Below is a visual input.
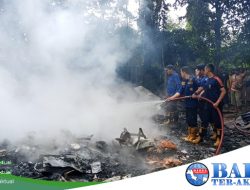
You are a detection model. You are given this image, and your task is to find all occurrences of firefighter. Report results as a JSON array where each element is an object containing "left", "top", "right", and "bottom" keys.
[
  {"left": 192, "top": 64, "right": 208, "bottom": 143},
  {"left": 167, "top": 66, "right": 198, "bottom": 143},
  {"left": 193, "top": 64, "right": 226, "bottom": 147},
  {"left": 164, "top": 65, "right": 181, "bottom": 124}
]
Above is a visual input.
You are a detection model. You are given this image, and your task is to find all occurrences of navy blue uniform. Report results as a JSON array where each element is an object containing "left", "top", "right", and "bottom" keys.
[
  {"left": 178, "top": 76, "right": 198, "bottom": 127},
  {"left": 165, "top": 72, "right": 182, "bottom": 114},
  {"left": 196, "top": 76, "right": 208, "bottom": 127},
  {"left": 218, "top": 72, "right": 229, "bottom": 105},
  {"left": 166, "top": 72, "right": 181, "bottom": 96},
  {"left": 196, "top": 75, "right": 208, "bottom": 88},
  {"left": 203, "top": 76, "right": 224, "bottom": 129}
]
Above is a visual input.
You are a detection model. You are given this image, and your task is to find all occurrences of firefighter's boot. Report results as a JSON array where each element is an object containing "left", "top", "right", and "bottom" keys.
[
  {"left": 182, "top": 127, "right": 191, "bottom": 141},
  {"left": 192, "top": 127, "right": 206, "bottom": 144},
  {"left": 188, "top": 127, "right": 197, "bottom": 142},
  {"left": 210, "top": 124, "right": 217, "bottom": 140},
  {"left": 214, "top": 129, "right": 222, "bottom": 147}
]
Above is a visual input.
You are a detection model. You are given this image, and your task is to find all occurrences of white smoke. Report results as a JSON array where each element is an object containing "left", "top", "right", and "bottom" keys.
[{"left": 0, "top": 0, "right": 160, "bottom": 144}]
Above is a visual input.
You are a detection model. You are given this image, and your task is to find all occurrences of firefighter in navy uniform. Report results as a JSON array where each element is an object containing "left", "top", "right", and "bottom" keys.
[
  {"left": 167, "top": 66, "right": 199, "bottom": 143},
  {"left": 192, "top": 64, "right": 208, "bottom": 143},
  {"left": 164, "top": 65, "right": 181, "bottom": 124},
  {"left": 193, "top": 64, "right": 226, "bottom": 147}
]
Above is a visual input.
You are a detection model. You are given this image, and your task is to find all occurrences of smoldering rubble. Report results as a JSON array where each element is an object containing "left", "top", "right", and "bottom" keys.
[
  {"left": 0, "top": 128, "right": 184, "bottom": 182},
  {"left": 1, "top": 110, "right": 250, "bottom": 182}
]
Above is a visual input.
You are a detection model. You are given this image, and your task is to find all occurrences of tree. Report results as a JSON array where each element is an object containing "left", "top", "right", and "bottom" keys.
[
  {"left": 137, "top": 0, "right": 171, "bottom": 93},
  {"left": 185, "top": 0, "right": 213, "bottom": 63},
  {"left": 175, "top": 0, "right": 250, "bottom": 67}
]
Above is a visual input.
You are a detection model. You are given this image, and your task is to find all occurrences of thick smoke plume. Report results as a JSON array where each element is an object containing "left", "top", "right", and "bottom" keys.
[{"left": 0, "top": 0, "right": 160, "bottom": 146}]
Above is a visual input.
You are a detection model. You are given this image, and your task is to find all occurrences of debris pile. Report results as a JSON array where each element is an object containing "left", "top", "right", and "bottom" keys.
[
  {"left": 1, "top": 110, "right": 250, "bottom": 182},
  {"left": 0, "top": 139, "right": 147, "bottom": 182},
  {"left": 115, "top": 128, "right": 155, "bottom": 150},
  {"left": 146, "top": 157, "right": 182, "bottom": 168},
  {"left": 0, "top": 128, "right": 187, "bottom": 182},
  {"left": 157, "top": 140, "right": 177, "bottom": 150},
  {"left": 235, "top": 112, "right": 250, "bottom": 133}
]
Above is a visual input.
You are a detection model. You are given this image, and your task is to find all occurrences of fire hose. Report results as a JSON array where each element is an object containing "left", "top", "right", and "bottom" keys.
[
  {"left": 234, "top": 123, "right": 250, "bottom": 135},
  {"left": 233, "top": 114, "right": 250, "bottom": 135},
  {"left": 164, "top": 96, "right": 224, "bottom": 155}
]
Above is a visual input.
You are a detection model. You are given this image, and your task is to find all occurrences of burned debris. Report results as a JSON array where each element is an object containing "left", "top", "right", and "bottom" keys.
[
  {"left": 0, "top": 110, "right": 250, "bottom": 182},
  {"left": 0, "top": 128, "right": 185, "bottom": 182},
  {"left": 234, "top": 112, "right": 250, "bottom": 134},
  {"left": 115, "top": 128, "right": 155, "bottom": 151}
]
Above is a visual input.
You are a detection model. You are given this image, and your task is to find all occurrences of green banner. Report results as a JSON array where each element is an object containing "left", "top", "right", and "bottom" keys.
[{"left": 0, "top": 174, "right": 102, "bottom": 190}]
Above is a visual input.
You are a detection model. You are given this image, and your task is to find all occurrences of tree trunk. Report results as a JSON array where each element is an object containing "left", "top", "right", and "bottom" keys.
[{"left": 214, "top": 1, "right": 223, "bottom": 68}]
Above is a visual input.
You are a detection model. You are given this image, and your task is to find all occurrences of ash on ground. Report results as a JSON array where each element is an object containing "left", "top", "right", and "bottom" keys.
[{"left": 0, "top": 110, "right": 249, "bottom": 182}]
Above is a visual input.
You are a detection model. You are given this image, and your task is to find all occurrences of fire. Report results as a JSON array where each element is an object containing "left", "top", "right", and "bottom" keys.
[
  {"left": 157, "top": 140, "right": 177, "bottom": 150},
  {"left": 146, "top": 157, "right": 182, "bottom": 168}
]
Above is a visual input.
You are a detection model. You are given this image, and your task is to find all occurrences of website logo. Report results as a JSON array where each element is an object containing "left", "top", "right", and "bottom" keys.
[
  {"left": 185, "top": 162, "right": 209, "bottom": 186},
  {"left": 211, "top": 163, "right": 250, "bottom": 186}
]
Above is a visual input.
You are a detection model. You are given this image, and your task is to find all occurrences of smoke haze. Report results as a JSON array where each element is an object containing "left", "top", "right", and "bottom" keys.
[{"left": 0, "top": 0, "right": 160, "bottom": 145}]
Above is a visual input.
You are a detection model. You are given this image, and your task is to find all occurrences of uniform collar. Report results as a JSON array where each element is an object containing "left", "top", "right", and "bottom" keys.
[{"left": 207, "top": 73, "right": 215, "bottom": 78}]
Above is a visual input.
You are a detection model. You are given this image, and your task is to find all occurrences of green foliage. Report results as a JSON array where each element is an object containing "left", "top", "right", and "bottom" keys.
[{"left": 117, "top": 0, "right": 250, "bottom": 94}]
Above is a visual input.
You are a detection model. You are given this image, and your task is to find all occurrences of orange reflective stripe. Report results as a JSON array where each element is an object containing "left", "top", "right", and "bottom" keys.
[{"left": 213, "top": 76, "right": 224, "bottom": 88}]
